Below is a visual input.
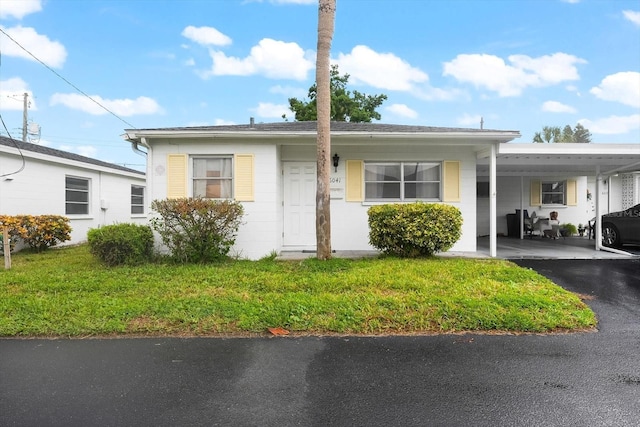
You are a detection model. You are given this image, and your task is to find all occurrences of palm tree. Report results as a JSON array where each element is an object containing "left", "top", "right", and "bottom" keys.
[{"left": 315, "top": 0, "right": 335, "bottom": 260}]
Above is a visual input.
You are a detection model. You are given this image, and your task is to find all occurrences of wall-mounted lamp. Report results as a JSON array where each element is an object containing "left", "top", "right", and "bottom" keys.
[{"left": 332, "top": 153, "right": 340, "bottom": 172}]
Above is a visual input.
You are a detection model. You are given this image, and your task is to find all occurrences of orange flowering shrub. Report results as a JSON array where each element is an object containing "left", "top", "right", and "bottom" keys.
[{"left": 0, "top": 215, "right": 72, "bottom": 252}]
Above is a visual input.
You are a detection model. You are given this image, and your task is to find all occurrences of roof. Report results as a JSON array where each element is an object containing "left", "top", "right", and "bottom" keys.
[
  {"left": 0, "top": 136, "right": 144, "bottom": 176},
  {"left": 123, "top": 121, "right": 522, "bottom": 146},
  {"left": 477, "top": 142, "right": 640, "bottom": 177},
  {"left": 125, "top": 121, "right": 519, "bottom": 134}
]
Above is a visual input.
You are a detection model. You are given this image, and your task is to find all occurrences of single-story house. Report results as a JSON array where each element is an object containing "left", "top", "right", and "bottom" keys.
[
  {"left": 123, "top": 121, "right": 640, "bottom": 259},
  {"left": 0, "top": 136, "right": 147, "bottom": 245}
]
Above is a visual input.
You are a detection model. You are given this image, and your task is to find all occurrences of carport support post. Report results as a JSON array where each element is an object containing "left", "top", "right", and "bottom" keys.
[
  {"left": 490, "top": 143, "right": 497, "bottom": 257},
  {"left": 595, "top": 168, "right": 602, "bottom": 251}
]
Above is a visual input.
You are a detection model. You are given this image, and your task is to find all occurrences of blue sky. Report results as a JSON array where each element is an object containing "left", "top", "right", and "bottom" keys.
[{"left": 1, "top": 0, "right": 639, "bottom": 171}]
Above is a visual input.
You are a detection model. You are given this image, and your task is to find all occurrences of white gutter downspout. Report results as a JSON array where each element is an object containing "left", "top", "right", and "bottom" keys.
[{"left": 490, "top": 143, "right": 497, "bottom": 257}]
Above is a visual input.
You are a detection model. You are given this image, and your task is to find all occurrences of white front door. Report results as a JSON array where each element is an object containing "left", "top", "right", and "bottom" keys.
[{"left": 283, "top": 162, "right": 316, "bottom": 247}]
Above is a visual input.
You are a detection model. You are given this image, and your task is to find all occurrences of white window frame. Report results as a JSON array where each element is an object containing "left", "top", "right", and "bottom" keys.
[
  {"left": 65, "top": 176, "right": 90, "bottom": 215},
  {"left": 131, "top": 185, "right": 145, "bottom": 215},
  {"left": 191, "top": 156, "right": 234, "bottom": 199},
  {"left": 364, "top": 161, "right": 442, "bottom": 202},
  {"left": 541, "top": 180, "right": 566, "bottom": 206}
]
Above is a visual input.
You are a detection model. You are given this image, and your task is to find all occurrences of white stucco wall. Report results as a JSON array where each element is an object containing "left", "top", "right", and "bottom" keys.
[
  {"left": 148, "top": 140, "right": 281, "bottom": 260},
  {"left": 151, "top": 139, "right": 479, "bottom": 259},
  {"left": 0, "top": 151, "right": 147, "bottom": 245},
  {"left": 282, "top": 143, "right": 477, "bottom": 254}
]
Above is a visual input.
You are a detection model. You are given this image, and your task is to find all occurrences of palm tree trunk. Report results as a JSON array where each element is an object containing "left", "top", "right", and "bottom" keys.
[{"left": 315, "top": 0, "right": 335, "bottom": 260}]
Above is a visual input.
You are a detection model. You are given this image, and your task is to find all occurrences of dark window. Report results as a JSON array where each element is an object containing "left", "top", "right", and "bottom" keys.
[
  {"left": 131, "top": 185, "right": 144, "bottom": 214},
  {"left": 65, "top": 176, "right": 89, "bottom": 215}
]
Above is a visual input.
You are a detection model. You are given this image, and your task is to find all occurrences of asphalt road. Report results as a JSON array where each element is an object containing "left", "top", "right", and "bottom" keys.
[{"left": 1, "top": 259, "right": 639, "bottom": 427}]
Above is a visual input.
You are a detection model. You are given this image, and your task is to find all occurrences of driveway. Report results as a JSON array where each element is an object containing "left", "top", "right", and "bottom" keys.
[{"left": 1, "top": 260, "right": 639, "bottom": 427}]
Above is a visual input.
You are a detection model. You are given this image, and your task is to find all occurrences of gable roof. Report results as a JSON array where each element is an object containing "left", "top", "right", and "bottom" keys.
[{"left": 0, "top": 136, "right": 144, "bottom": 176}]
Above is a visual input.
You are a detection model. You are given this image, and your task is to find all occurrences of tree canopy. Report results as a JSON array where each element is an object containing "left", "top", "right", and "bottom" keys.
[
  {"left": 283, "top": 64, "right": 387, "bottom": 123},
  {"left": 533, "top": 124, "right": 592, "bottom": 143}
]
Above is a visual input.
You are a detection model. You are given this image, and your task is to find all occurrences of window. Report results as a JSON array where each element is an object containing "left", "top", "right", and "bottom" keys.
[
  {"left": 541, "top": 181, "right": 566, "bottom": 205},
  {"left": 192, "top": 157, "right": 233, "bottom": 199},
  {"left": 65, "top": 176, "right": 89, "bottom": 215},
  {"left": 131, "top": 185, "right": 145, "bottom": 214},
  {"left": 364, "top": 162, "right": 441, "bottom": 201}
]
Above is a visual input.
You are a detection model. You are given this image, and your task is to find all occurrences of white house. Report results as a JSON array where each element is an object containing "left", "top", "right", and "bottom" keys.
[
  {"left": 0, "top": 136, "right": 147, "bottom": 245},
  {"left": 123, "top": 121, "right": 640, "bottom": 260}
]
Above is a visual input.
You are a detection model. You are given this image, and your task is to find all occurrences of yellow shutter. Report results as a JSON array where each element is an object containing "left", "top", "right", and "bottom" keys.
[
  {"left": 530, "top": 179, "right": 541, "bottom": 206},
  {"left": 346, "top": 160, "right": 363, "bottom": 202},
  {"left": 234, "top": 154, "right": 254, "bottom": 201},
  {"left": 167, "top": 154, "right": 187, "bottom": 199},
  {"left": 566, "top": 179, "right": 577, "bottom": 206},
  {"left": 442, "top": 161, "right": 461, "bottom": 202}
]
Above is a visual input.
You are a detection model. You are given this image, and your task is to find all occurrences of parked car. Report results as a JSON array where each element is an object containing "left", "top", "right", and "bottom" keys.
[{"left": 601, "top": 203, "right": 640, "bottom": 247}]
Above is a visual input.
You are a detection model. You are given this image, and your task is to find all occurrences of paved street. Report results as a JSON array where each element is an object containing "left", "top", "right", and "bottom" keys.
[{"left": 1, "top": 259, "right": 639, "bottom": 427}]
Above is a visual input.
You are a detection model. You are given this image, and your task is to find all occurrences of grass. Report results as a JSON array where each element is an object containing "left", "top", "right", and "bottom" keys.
[{"left": 0, "top": 245, "right": 596, "bottom": 337}]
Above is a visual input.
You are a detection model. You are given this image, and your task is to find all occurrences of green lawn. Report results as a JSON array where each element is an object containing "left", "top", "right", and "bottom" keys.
[{"left": 0, "top": 245, "right": 596, "bottom": 337}]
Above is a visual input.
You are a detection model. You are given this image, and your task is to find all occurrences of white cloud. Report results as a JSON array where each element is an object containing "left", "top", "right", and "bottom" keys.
[
  {"left": 252, "top": 102, "right": 289, "bottom": 118},
  {"left": 269, "top": 84, "right": 307, "bottom": 99},
  {"left": 456, "top": 113, "right": 483, "bottom": 127},
  {"left": 443, "top": 52, "right": 586, "bottom": 97},
  {"left": 202, "top": 38, "right": 313, "bottom": 80},
  {"left": 336, "top": 45, "right": 428, "bottom": 91},
  {"left": 542, "top": 101, "right": 576, "bottom": 113},
  {"left": 579, "top": 114, "right": 640, "bottom": 135},
  {"left": 0, "top": 26, "right": 67, "bottom": 68},
  {"left": 50, "top": 93, "right": 163, "bottom": 116},
  {"left": 246, "top": 0, "right": 315, "bottom": 4},
  {"left": 184, "top": 58, "right": 195, "bottom": 66},
  {"left": 590, "top": 71, "right": 640, "bottom": 108},
  {"left": 561, "top": 0, "right": 580, "bottom": 3},
  {"left": 0, "top": 77, "right": 37, "bottom": 111},
  {"left": 181, "top": 26, "right": 232, "bottom": 47},
  {"left": 385, "top": 104, "right": 418, "bottom": 119},
  {"left": 214, "top": 119, "right": 236, "bottom": 126},
  {"left": 0, "top": 0, "right": 42, "bottom": 19},
  {"left": 623, "top": 10, "right": 640, "bottom": 27}
]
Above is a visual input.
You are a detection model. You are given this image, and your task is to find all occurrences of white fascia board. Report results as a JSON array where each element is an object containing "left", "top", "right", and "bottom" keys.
[{"left": 498, "top": 143, "right": 640, "bottom": 156}]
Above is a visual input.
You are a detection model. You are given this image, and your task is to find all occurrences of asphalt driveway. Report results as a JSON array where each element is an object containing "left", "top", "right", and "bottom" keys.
[{"left": 1, "top": 260, "right": 639, "bottom": 427}]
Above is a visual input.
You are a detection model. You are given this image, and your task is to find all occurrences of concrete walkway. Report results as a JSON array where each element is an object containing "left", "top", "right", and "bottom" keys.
[{"left": 278, "top": 236, "right": 638, "bottom": 261}]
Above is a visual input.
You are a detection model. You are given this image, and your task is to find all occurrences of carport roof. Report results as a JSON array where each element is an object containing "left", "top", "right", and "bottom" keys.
[{"left": 478, "top": 143, "right": 640, "bottom": 177}]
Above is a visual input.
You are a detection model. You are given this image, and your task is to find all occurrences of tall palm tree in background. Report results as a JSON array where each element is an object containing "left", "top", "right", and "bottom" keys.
[{"left": 315, "top": 0, "right": 335, "bottom": 260}]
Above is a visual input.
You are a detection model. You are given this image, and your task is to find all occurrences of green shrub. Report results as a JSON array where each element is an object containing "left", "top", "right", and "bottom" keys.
[
  {"left": 0, "top": 215, "right": 71, "bottom": 253},
  {"left": 88, "top": 223, "right": 154, "bottom": 266},
  {"left": 150, "top": 198, "right": 244, "bottom": 263},
  {"left": 368, "top": 202, "right": 463, "bottom": 257}
]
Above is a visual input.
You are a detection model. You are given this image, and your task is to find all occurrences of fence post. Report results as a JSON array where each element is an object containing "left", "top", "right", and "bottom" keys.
[{"left": 3, "top": 226, "right": 11, "bottom": 270}]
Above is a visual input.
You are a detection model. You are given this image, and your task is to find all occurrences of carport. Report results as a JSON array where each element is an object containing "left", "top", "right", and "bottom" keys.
[{"left": 477, "top": 143, "right": 640, "bottom": 258}]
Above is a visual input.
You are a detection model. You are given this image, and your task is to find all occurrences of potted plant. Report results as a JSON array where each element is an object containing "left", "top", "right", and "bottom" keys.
[{"left": 561, "top": 223, "right": 578, "bottom": 237}]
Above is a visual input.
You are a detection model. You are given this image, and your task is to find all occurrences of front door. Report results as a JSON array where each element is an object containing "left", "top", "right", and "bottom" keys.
[{"left": 283, "top": 162, "right": 316, "bottom": 247}]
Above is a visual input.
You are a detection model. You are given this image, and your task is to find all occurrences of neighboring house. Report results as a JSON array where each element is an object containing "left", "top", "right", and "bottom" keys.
[
  {"left": 0, "top": 136, "right": 146, "bottom": 245},
  {"left": 124, "top": 121, "right": 640, "bottom": 259}
]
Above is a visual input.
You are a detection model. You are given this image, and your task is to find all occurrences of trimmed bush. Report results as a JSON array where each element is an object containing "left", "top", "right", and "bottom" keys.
[
  {"left": 368, "top": 202, "right": 463, "bottom": 257},
  {"left": 88, "top": 223, "right": 154, "bottom": 266},
  {"left": 150, "top": 198, "right": 244, "bottom": 263},
  {"left": 0, "top": 215, "right": 71, "bottom": 253}
]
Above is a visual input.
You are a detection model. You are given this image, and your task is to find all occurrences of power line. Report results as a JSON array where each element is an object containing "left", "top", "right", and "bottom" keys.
[{"left": 0, "top": 27, "right": 138, "bottom": 129}]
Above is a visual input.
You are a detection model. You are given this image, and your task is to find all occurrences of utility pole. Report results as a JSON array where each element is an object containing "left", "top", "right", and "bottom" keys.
[{"left": 22, "top": 92, "right": 28, "bottom": 142}]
